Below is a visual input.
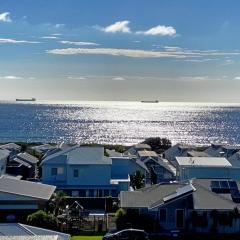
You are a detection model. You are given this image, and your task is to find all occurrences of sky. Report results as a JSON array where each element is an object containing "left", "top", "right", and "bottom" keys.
[{"left": 1, "top": 0, "right": 240, "bottom": 102}]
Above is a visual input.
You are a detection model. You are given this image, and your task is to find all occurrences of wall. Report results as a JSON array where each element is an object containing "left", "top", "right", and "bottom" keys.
[{"left": 67, "top": 164, "right": 111, "bottom": 186}]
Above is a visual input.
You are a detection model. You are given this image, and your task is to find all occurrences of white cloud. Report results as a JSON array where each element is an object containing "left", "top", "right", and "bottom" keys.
[
  {"left": 136, "top": 25, "right": 176, "bottom": 36},
  {"left": 0, "top": 12, "right": 11, "bottom": 22},
  {"left": 60, "top": 41, "right": 99, "bottom": 46},
  {"left": 102, "top": 20, "right": 131, "bottom": 33},
  {"left": 112, "top": 77, "right": 126, "bottom": 81},
  {"left": 42, "top": 36, "right": 59, "bottom": 39},
  {"left": 67, "top": 76, "right": 86, "bottom": 80},
  {"left": 47, "top": 47, "right": 183, "bottom": 58},
  {"left": 47, "top": 46, "right": 240, "bottom": 59},
  {"left": 183, "top": 58, "right": 219, "bottom": 63},
  {"left": 221, "top": 59, "right": 234, "bottom": 65},
  {"left": 234, "top": 76, "right": 240, "bottom": 80},
  {"left": 55, "top": 24, "right": 65, "bottom": 28},
  {"left": 0, "top": 75, "right": 23, "bottom": 80},
  {"left": 52, "top": 33, "right": 62, "bottom": 36},
  {"left": 0, "top": 38, "right": 40, "bottom": 44}
]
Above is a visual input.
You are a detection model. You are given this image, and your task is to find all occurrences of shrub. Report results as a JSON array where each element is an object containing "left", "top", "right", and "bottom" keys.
[{"left": 27, "top": 210, "right": 58, "bottom": 230}]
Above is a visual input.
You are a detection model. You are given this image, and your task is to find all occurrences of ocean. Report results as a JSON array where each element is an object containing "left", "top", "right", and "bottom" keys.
[{"left": 0, "top": 101, "right": 240, "bottom": 146}]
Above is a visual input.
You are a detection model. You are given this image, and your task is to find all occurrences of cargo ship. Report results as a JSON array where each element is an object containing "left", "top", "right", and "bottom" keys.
[
  {"left": 141, "top": 100, "right": 159, "bottom": 103},
  {"left": 16, "top": 98, "right": 36, "bottom": 102}
]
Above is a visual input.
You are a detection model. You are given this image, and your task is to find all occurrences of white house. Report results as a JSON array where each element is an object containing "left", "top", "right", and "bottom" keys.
[{"left": 175, "top": 156, "right": 240, "bottom": 181}]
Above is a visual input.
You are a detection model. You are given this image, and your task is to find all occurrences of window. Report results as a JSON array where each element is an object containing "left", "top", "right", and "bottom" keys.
[
  {"left": 73, "top": 169, "right": 79, "bottom": 178},
  {"left": 72, "top": 190, "right": 79, "bottom": 197},
  {"left": 89, "top": 189, "right": 94, "bottom": 197},
  {"left": 104, "top": 190, "right": 110, "bottom": 197},
  {"left": 176, "top": 209, "right": 184, "bottom": 228},
  {"left": 159, "top": 209, "right": 167, "bottom": 222},
  {"left": 51, "top": 168, "right": 57, "bottom": 176},
  {"left": 57, "top": 167, "right": 64, "bottom": 174},
  {"left": 51, "top": 167, "right": 64, "bottom": 176}
]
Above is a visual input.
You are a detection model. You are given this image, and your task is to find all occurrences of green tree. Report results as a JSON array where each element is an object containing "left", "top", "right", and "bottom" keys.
[
  {"left": 27, "top": 210, "right": 58, "bottom": 230},
  {"left": 50, "top": 190, "right": 68, "bottom": 216},
  {"left": 115, "top": 208, "right": 127, "bottom": 230},
  {"left": 142, "top": 137, "right": 172, "bottom": 153},
  {"left": 130, "top": 171, "right": 145, "bottom": 190}
]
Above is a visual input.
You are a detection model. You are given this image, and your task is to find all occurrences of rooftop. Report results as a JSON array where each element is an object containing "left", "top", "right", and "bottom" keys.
[
  {"left": 0, "top": 143, "right": 21, "bottom": 151},
  {"left": 175, "top": 157, "right": 232, "bottom": 167},
  {"left": 0, "top": 223, "right": 70, "bottom": 240},
  {"left": 17, "top": 152, "right": 39, "bottom": 164},
  {"left": 42, "top": 146, "right": 112, "bottom": 165},
  {"left": 138, "top": 150, "right": 158, "bottom": 158},
  {"left": 0, "top": 177, "right": 56, "bottom": 200}
]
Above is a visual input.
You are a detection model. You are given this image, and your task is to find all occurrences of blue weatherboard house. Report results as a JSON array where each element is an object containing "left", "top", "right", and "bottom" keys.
[{"left": 41, "top": 146, "right": 144, "bottom": 197}]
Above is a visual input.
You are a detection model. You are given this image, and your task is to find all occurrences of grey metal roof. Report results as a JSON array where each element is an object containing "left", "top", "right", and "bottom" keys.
[
  {"left": 121, "top": 178, "right": 240, "bottom": 211},
  {"left": 31, "top": 144, "right": 57, "bottom": 154},
  {"left": 192, "top": 179, "right": 240, "bottom": 210},
  {"left": 138, "top": 150, "right": 158, "bottom": 158},
  {"left": 0, "top": 223, "right": 70, "bottom": 240},
  {"left": 0, "top": 177, "right": 56, "bottom": 200},
  {"left": 120, "top": 183, "right": 184, "bottom": 208},
  {"left": 106, "top": 149, "right": 122, "bottom": 157},
  {"left": 0, "top": 143, "right": 21, "bottom": 151},
  {"left": 176, "top": 157, "right": 232, "bottom": 167},
  {"left": 17, "top": 152, "right": 39, "bottom": 165},
  {"left": 42, "top": 146, "right": 111, "bottom": 165},
  {"left": 187, "top": 150, "right": 210, "bottom": 157},
  {"left": 0, "top": 236, "right": 59, "bottom": 240},
  {"left": 135, "top": 144, "right": 151, "bottom": 149},
  {"left": 12, "top": 158, "right": 32, "bottom": 168}
]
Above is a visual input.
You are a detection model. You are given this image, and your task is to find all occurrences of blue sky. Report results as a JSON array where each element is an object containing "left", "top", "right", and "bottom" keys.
[{"left": 0, "top": 0, "right": 240, "bottom": 102}]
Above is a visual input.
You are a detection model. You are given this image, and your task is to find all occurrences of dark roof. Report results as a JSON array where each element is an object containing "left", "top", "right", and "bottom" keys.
[
  {"left": 120, "top": 183, "right": 185, "bottom": 208},
  {"left": 192, "top": 179, "right": 240, "bottom": 210},
  {"left": 0, "top": 177, "right": 56, "bottom": 200},
  {"left": 121, "top": 178, "right": 240, "bottom": 211}
]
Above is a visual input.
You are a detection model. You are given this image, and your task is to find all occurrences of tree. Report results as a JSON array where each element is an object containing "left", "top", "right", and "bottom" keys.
[
  {"left": 115, "top": 208, "right": 127, "bottom": 230},
  {"left": 50, "top": 190, "right": 68, "bottom": 216},
  {"left": 130, "top": 171, "right": 145, "bottom": 190},
  {"left": 142, "top": 137, "right": 172, "bottom": 153},
  {"left": 27, "top": 210, "right": 58, "bottom": 230}
]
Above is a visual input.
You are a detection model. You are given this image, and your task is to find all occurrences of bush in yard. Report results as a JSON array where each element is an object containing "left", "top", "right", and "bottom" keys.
[{"left": 27, "top": 210, "right": 59, "bottom": 230}]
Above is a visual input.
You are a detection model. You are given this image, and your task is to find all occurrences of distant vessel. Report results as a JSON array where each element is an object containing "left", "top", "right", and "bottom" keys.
[
  {"left": 16, "top": 98, "right": 36, "bottom": 102},
  {"left": 141, "top": 100, "right": 159, "bottom": 103}
]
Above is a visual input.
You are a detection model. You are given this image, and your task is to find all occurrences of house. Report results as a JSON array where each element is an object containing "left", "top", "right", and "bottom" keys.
[
  {"left": 120, "top": 178, "right": 240, "bottom": 234},
  {"left": 30, "top": 144, "right": 57, "bottom": 156},
  {"left": 0, "top": 143, "right": 21, "bottom": 158},
  {"left": 0, "top": 223, "right": 70, "bottom": 240},
  {"left": 0, "top": 176, "right": 56, "bottom": 221},
  {"left": 163, "top": 143, "right": 196, "bottom": 166},
  {"left": 204, "top": 143, "right": 240, "bottom": 158},
  {"left": 41, "top": 146, "right": 130, "bottom": 197},
  {"left": 123, "top": 144, "right": 151, "bottom": 156},
  {"left": 0, "top": 149, "right": 10, "bottom": 176},
  {"left": 111, "top": 156, "right": 149, "bottom": 179},
  {"left": 7, "top": 152, "right": 39, "bottom": 179},
  {"left": 175, "top": 156, "right": 240, "bottom": 181}
]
